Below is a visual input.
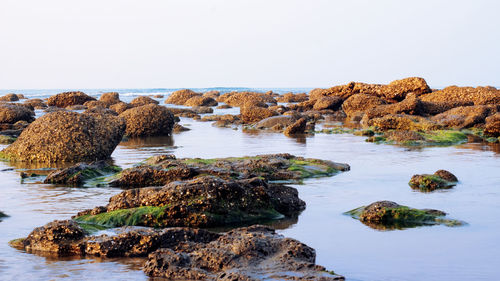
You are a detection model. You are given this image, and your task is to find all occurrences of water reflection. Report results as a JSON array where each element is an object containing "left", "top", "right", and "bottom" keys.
[{"left": 120, "top": 136, "right": 175, "bottom": 148}]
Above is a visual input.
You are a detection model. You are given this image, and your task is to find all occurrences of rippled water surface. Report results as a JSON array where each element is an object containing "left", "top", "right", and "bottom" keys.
[{"left": 0, "top": 89, "right": 499, "bottom": 281}]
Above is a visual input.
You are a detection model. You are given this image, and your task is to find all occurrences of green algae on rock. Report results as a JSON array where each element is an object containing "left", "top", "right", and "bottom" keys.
[
  {"left": 75, "top": 176, "right": 305, "bottom": 228},
  {"left": 44, "top": 161, "right": 122, "bottom": 186},
  {"left": 344, "top": 201, "right": 465, "bottom": 230},
  {"left": 409, "top": 170, "right": 458, "bottom": 192},
  {"left": 108, "top": 153, "right": 349, "bottom": 188}
]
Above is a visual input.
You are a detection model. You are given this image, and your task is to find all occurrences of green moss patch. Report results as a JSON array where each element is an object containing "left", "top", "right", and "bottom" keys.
[
  {"left": 0, "top": 135, "right": 16, "bottom": 144},
  {"left": 75, "top": 205, "right": 170, "bottom": 228},
  {"left": 419, "top": 130, "right": 468, "bottom": 145}
]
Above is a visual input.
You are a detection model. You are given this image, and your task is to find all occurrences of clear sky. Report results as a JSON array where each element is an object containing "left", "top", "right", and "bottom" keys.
[{"left": 0, "top": 0, "right": 498, "bottom": 89}]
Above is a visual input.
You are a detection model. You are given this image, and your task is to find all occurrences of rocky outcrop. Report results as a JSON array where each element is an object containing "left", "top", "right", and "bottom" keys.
[
  {"left": 98, "top": 92, "right": 121, "bottom": 106},
  {"left": 420, "top": 86, "right": 500, "bottom": 106},
  {"left": 254, "top": 116, "right": 296, "bottom": 130},
  {"left": 1, "top": 111, "right": 125, "bottom": 163},
  {"left": 109, "top": 102, "right": 132, "bottom": 114},
  {"left": 144, "top": 225, "right": 344, "bottom": 281},
  {"left": 240, "top": 106, "right": 277, "bottom": 123},
  {"left": 165, "top": 89, "right": 201, "bottom": 105},
  {"left": 409, "top": 170, "right": 458, "bottom": 191},
  {"left": 431, "top": 105, "right": 497, "bottom": 129},
  {"left": 184, "top": 96, "right": 218, "bottom": 107},
  {"left": 378, "top": 77, "right": 431, "bottom": 101},
  {"left": 108, "top": 165, "right": 197, "bottom": 187},
  {"left": 119, "top": 104, "right": 174, "bottom": 137},
  {"left": 24, "top": 98, "right": 48, "bottom": 109},
  {"left": 345, "top": 201, "right": 465, "bottom": 230},
  {"left": 0, "top": 93, "right": 20, "bottom": 102},
  {"left": 484, "top": 113, "right": 500, "bottom": 137},
  {"left": 47, "top": 92, "right": 96, "bottom": 108},
  {"left": 367, "top": 114, "right": 441, "bottom": 131},
  {"left": 44, "top": 161, "right": 121, "bottom": 186},
  {"left": 313, "top": 96, "right": 343, "bottom": 111},
  {"left": 342, "top": 94, "right": 385, "bottom": 117},
  {"left": 76, "top": 176, "right": 306, "bottom": 228},
  {"left": 130, "top": 96, "right": 159, "bottom": 107},
  {"left": 276, "top": 92, "right": 309, "bottom": 103},
  {"left": 217, "top": 91, "right": 277, "bottom": 107},
  {"left": 284, "top": 117, "right": 307, "bottom": 136},
  {"left": 0, "top": 103, "right": 35, "bottom": 124}
]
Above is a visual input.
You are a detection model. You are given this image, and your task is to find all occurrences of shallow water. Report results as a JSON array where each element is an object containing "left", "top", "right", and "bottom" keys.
[{"left": 0, "top": 89, "right": 499, "bottom": 281}]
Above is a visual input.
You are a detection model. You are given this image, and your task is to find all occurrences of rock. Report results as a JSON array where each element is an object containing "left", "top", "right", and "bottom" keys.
[
  {"left": 24, "top": 98, "right": 47, "bottom": 109},
  {"left": 420, "top": 85, "right": 500, "bottom": 106},
  {"left": 383, "top": 130, "right": 425, "bottom": 143},
  {"left": 202, "top": 90, "right": 220, "bottom": 99},
  {"left": 216, "top": 104, "right": 232, "bottom": 109},
  {"left": 109, "top": 102, "right": 132, "bottom": 114},
  {"left": 409, "top": 170, "right": 458, "bottom": 191},
  {"left": 84, "top": 106, "right": 118, "bottom": 116},
  {"left": 309, "top": 82, "right": 382, "bottom": 101},
  {"left": 184, "top": 96, "right": 218, "bottom": 107},
  {"left": 44, "top": 161, "right": 121, "bottom": 186},
  {"left": 47, "top": 91, "right": 96, "bottom": 108},
  {"left": 276, "top": 92, "right": 309, "bottom": 103},
  {"left": 378, "top": 77, "right": 431, "bottom": 101},
  {"left": 254, "top": 116, "right": 296, "bottom": 130},
  {"left": 342, "top": 94, "right": 386, "bottom": 117},
  {"left": 0, "top": 135, "right": 17, "bottom": 144},
  {"left": 98, "top": 92, "right": 121, "bottom": 106},
  {"left": 313, "top": 96, "right": 343, "bottom": 111},
  {"left": 76, "top": 176, "right": 306, "bottom": 228},
  {"left": 66, "top": 104, "right": 87, "bottom": 111},
  {"left": 108, "top": 165, "right": 197, "bottom": 187},
  {"left": 201, "top": 114, "right": 240, "bottom": 124},
  {"left": 191, "top": 106, "right": 213, "bottom": 114},
  {"left": 367, "top": 114, "right": 441, "bottom": 131},
  {"left": 130, "top": 96, "right": 159, "bottom": 107},
  {"left": 431, "top": 105, "right": 497, "bottom": 129},
  {"left": 284, "top": 117, "right": 307, "bottom": 136},
  {"left": 0, "top": 93, "right": 20, "bottom": 102},
  {"left": 217, "top": 91, "right": 277, "bottom": 107},
  {"left": 240, "top": 106, "right": 277, "bottom": 123},
  {"left": 0, "top": 103, "right": 35, "bottom": 124},
  {"left": 345, "top": 201, "right": 465, "bottom": 230},
  {"left": 362, "top": 94, "right": 424, "bottom": 121},
  {"left": 144, "top": 225, "right": 344, "bottom": 281},
  {"left": 1, "top": 111, "right": 125, "bottom": 163},
  {"left": 119, "top": 104, "right": 175, "bottom": 137},
  {"left": 173, "top": 123, "right": 191, "bottom": 133},
  {"left": 484, "top": 113, "right": 500, "bottom": 137},
  {"left": 165, "top": 107, "right": 201, "bottom": 119},
  {"left": 165, "top": 89, "right": 201, "bottom": 105},
  {"left": 83, "top": 100, "right": 107, "bottom": 109}
]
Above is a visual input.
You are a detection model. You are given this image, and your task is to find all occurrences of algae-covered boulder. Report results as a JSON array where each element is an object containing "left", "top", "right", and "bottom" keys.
[
  {"left": 0, "top": 103, "right": 35, "bottom": 124},
  {"left": 367, "top": 114, "right": 441, "bottom": 131},
  {"left": 1, "top": 111, "right": 125, "bottom": 163},
  {"left": 409, "top": 170, "right": 458, "bottom": 191},
  {"left": 109, "top": 165, "right": 197, "bottom": 187},
  {"left": 47, "top": 91, "right": 96, "bottom": 108},
  {"left": 75, "top": 176, "right": 305, "bottom": 228},
  {"left": 44, "top": 161, "right": 121, "bottom": 186},
  {"left": 119, "top": 104, "right": 175, "bottom": 137},
  {"left": 165, "top": 89, "right": 201, "bottom": 105},
  {"left": 144, "top": 225, "right": 345, "bottom": 281},
  {"left": 345, "top": 201, "right": 465, "bottom": 230},
  {"left": 24, "top": 98, "right": 48, "bottom": 109}
]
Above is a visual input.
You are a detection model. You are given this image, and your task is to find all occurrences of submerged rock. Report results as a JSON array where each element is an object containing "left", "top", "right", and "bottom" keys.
[
  {"left": 47, "top": 91, "right": 96, "bottom": 108},
  {"left": 76, "top": 176, "right": 305, "bottom": 228},
  {"left": 409, "top": 170, "right": 458, "bottom": 191},
  {"left": 1, "top": 111, "right": 125, "bottom": 163},
  {"left": 144, "top": 225, "right": 344, "bottom": 280},
  {"left": 345, "top": 201, "right": 465, "bottom": 230},
  {"left": 119, "top": 104, "right": 174, "bottom": 137},
  {"left": 44, "top": 161, "right": 121, "bottom": 186}
]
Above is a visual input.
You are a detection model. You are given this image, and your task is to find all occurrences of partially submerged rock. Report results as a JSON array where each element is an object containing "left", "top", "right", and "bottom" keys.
[
  {"left": 98, "top": 92, "right": 121, "bottom": 106},
  {"left": 240, "top": 105, "right": 277, "bottom": 123},
  {"left": 345, "top": 201, "right": 465, "bottom": 230},
  {"left": 44, "top": 161, "right": 121, "bottom": 186},
  {"left": 0, "top": 93, "right": 20, "bottom": 102},
  {"left": 76, "top": 176, "right": 305, "bottom": 228},
  {"left": 119, "top": 104, "right": 174, "bottom": 137},
  {"left": 12, "top": 222, "right": 343, "bottom": 280},
  {"left": 484, "top": 113, "right": 500, "bottom": 137},
  {"left": 431, "top": 105, "right": 497, "bottom": 129},
  {"left": 165, "top": 89, "right": 201, "bottom": 105},
  {"left": 218, "top": 91, "right": 277, "bottom": 107},
  {"left": 47, "top": 91, "right": 96, "bottom": 108},
  {"left": 0, "top": 103, "right": 35, "bottom": 124},
  {"left": 184, "top": 96, "right": 218, "bottom": 107},
  {"left": 144, "top": 225, "right": 344, "bottom": 280},
  {"left": 284, "top": 117, "right": 307, "bottom": 136},
  {"left": 1, "top": 111, "right": 125, "bottom": 163},
  {"left": 130, "top": 96, "right": 159, "bottom": 107},
  {"left": 108, "top": 165, "right": 197, "bottom": 187},
  {"left": 409, "top": 170, "right": 458, "bottom": 191}
]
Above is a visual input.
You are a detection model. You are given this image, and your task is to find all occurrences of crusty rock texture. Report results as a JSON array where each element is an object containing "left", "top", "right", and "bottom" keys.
[
  {"left": 0, "top": 104, "right": 35, "bottom": 124},
  {"left": 47, "top": 91, "right": 96, "bottom": 108},
  {"left": 98, "top": 92, "right": 121, "bottom": 106},
  {"left": 119, "top": 104, "right": 174, "bottom": 137},
  {"left": 1, "top": 111, "right": 125, "bottom": 163},
  {"left": 130, "top": 96, "right": 159, "bottom": 107},
  {"left": 165, "top": 89, "right": 201, "bottom": 105}
]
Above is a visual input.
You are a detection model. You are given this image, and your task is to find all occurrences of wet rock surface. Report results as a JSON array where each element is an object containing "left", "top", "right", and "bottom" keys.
[
  {"left": 0, "top": 103, "right": 35, "bottom": 124},
  {"left": 1, "top": 111, "right": 125, "bottom": 163},
  {"left": 345, "top": 201, "right": 465, "bottom": 230},
  {"left": 44, "top": 161, "right": 121, "bottom": 186},
  {"left": 165, "top": 89, "right": 201, "bottom": 105},
  {"left": 119, "top": 104, "right": 175, "bottom": 137},
  {"left": 409, "top": 170, "right": 458, "bottom": 191}
]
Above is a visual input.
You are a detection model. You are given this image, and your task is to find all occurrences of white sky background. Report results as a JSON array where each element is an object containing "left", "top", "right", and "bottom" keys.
[{"left": 0, "top": 0, "right": 498, "bottom": 89}]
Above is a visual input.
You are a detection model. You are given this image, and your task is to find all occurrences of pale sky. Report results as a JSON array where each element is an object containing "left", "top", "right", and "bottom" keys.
[{"left": 0, "top": 0, "right": 498, "bottom": 89}]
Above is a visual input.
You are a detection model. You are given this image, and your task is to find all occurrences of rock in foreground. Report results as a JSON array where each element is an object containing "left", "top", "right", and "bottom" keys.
[
  {"left": 119, "top": 104, "right": 174, "bottom": 137},
  {"left": 345, "top": 201, "right": 465, "bottom": 230},
  {"left": 1, "top": 111, "right": 125, "bottom": 163}
]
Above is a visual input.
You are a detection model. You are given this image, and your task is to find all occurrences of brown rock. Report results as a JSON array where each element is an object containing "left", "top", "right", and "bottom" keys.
[
  {"left": 484, "top": 113, "right": 500, "bottom": 137},
  {"left": 217, "top": 91, "right": 277, "bottom": 107},
  {"left": 165, "top": 89, "right": 201, "bottom": 105},
  {"left": 184, "top": 96, "right": 218, "bottom": 107},
  {"left": 2, "top": 111, "right": 125, "bottom": 163},
  {"left": 0, "top": 93, "right": 19, "bottom": 102},
  {"left": 420, "top": 86, "right": 500, "bottom": 106},
  {"left": 368, "top": 114, "right": 441, "bottom": 131},
  {"left": 240, "top": 106, "right": 277, "bottom": 123},
  {"left": 98, "top": 92, "right": 121, "bottom": 106},
  {"left": 431, "top": 105, "right": 497, "bottom": 128},
  {"left": 130, "top": 96, "right": 159, "bottom": 107},
  {"left": 120, "top": 104, "right": 174, "bottom": 137},
  {"left": 379, "top": 77, "right": 431, "bottom": 101},
  {"left": 276, "top": 92, "right": 309, "bottom": 103},
  {"left": 0, "top": 104, "right": 35, "bottom": 124},
  {"left": 313, "top": 96, "right": 343, "bottom": 111},
  {"left": 109, "top": 102, "right": 132, "bottom": 114},
  {"left": 342, "top": 94, "right": 386, "bottom": 117},
  {"left": 24, "top": 98, "right": 47, "bottom": 109},
  {"left": 202, "top": 90, "right": 220, "bottom": 99},
  {"left": 47, "top": 91, "right": 96, "bottom": 108},
  {"left": 284, "top": 118, "right": 307, "bottom": 136}
]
